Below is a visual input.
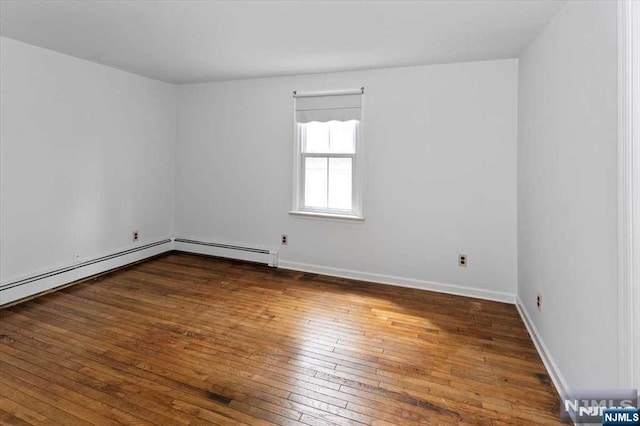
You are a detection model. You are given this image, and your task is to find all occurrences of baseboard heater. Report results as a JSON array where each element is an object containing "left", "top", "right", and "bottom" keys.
[
  {"left": 173, "top": 238, "right": 278, "bottom": 267},
  {"left": 0, "top": 239, "right": 172, "bottom": 306}
]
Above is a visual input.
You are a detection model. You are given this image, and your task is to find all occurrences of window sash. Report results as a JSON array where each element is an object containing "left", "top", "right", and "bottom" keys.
[{"left": 300, "top": 153, "right": 356, "bottom": 214}]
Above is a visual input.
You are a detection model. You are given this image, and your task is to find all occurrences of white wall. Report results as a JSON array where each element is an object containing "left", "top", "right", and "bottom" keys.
[
  {"left": 0, "top": 37, "right": 177, "bottom": 285},
  {"left": 518, "top": 0, "right": 619, "bottom": 391},
  {"left": 175, "top": 59, "right": 518, "bottom": 300}
]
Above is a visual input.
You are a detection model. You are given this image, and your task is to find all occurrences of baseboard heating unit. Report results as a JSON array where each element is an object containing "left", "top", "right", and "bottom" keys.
[
  {"left": 173, "top": 237, "right": 278, "bottom": 267},
  {"left": 0, "top": 238, "right": 172, "bottom": 306}
]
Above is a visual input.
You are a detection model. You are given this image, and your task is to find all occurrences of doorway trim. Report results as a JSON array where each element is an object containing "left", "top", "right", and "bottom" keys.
[{"left": 618, "top": 0, "right": 639, "bottom": 392}]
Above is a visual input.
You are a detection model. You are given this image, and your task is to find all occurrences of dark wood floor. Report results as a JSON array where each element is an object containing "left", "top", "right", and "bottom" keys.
[{"left": 0, "top": 252, "right": 560, "bottom": 425}]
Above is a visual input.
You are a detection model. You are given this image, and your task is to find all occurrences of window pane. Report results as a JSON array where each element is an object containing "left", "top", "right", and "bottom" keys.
[
  {"left": 328, "top": 158, "right": 352, "bottom": 210},
  {"left": 303, "top": 122, "right": 329, "bottom": 153},
  {"left": 304, "top": 157, "right": 328, "bottom": 208},
  {"left": 329, "top": 121, "right": 356, "bottom": 153}
]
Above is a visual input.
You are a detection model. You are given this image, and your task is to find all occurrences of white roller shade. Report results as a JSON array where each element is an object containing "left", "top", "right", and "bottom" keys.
[{"left": 295, "top": 90, "right": 363, "bottom": 123}]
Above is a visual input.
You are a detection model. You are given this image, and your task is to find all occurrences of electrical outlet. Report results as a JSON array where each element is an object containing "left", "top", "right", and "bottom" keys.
[
  {"left": 458, "top": 254, "right": 467, "bottom": 267},
  {"left": 132, "top": 230, "right": 139, "bottom": 242},
  {"left": 536, "top": 292, "right": 542, "bottom": 311},
  {"left": 281, "top": 234, "right": 288, "bottom": 245}
]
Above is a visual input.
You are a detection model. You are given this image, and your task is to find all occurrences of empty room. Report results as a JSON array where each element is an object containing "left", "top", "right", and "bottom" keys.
[{"left": 1, "top": 0, "right": 638, "bottom": 425}]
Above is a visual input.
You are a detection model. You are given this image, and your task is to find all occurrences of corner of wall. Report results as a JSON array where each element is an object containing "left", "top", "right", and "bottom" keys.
[{"left": 515, "top": 297, "right": 569, "bottom": 400}]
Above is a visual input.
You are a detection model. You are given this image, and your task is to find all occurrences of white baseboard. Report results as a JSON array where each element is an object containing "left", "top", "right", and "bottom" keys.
[
  {"left": 516, "top": 297, "right": 569, "bottom": 400},
  {"left": 174, "top": 237, "right": 278, "bottom": 267},
  {"left": 278, "top": 259, "right": 516, "bottom": 303},
  {"left": 0, "top": 238, "right": 173, "bottom": 306}
]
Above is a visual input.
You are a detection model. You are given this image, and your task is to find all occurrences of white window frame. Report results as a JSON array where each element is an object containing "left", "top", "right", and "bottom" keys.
[{"left": 289, "top": 90, "right": 365, "bottom": 221}]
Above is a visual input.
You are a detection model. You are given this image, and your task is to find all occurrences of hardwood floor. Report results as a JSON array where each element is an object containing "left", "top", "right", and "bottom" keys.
[{"left": 0, "top": 252, "right": 560, "bottom": 425}]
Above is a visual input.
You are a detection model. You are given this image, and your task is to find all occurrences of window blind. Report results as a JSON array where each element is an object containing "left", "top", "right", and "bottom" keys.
[{"left": 294, "top": 89, "right": 363, "bottom": 123}]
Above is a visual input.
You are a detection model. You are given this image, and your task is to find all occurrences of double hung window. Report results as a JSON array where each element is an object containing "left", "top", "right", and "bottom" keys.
[{"left": 291, "top": 89, "right": 364, "bottom": 220}]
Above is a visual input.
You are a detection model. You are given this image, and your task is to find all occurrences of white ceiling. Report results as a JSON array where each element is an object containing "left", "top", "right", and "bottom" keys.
[{"left": 0, "top": 0, "right": 564, "bottom": 84}]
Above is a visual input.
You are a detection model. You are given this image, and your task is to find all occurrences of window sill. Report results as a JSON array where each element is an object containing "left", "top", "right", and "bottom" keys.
[{"left": 288, "top": 210, "right": 365, "bottom": 222}]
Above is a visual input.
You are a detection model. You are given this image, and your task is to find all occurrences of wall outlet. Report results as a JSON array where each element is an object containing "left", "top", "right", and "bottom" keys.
[
  {"left": 458, "top": 254, "right": 467, "bottom": 267},
  {"left": 73, "top": 251, "right": 81, "bottom": 263},
  {"left": 132, "top": 230, "right": 139, "bottom": 242},
  {"left": 536, "top": 292, "right": 542, "bottom": 311},
  {"left": 281, "top": 234, "right": 288, "bottom": 245}
]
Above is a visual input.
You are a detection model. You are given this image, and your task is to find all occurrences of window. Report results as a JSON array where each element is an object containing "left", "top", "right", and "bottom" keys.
[{"left": 290, "top": 89, "right": 364, "bottom": 220}]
